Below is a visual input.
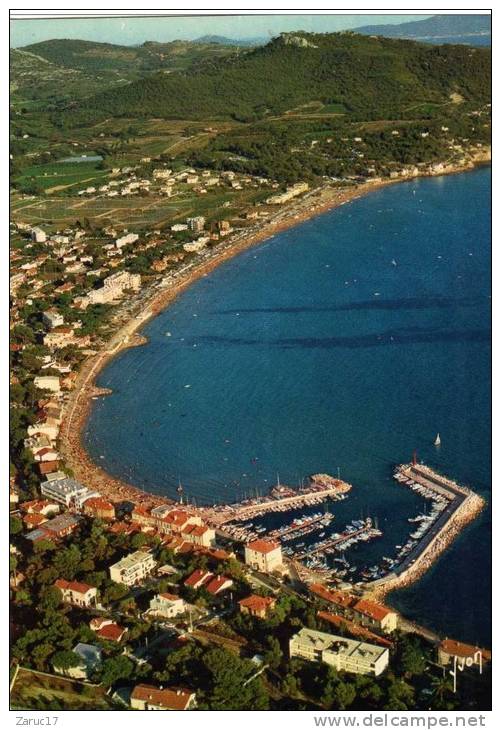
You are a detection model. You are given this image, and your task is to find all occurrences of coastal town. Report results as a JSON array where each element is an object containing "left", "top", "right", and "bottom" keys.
[{"left": 9, "top": 18, "right": 492, "bottom": 712}]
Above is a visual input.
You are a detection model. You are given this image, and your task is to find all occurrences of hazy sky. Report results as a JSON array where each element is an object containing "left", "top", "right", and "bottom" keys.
[{"left": 10, "top": 14, "right": 431, "bottom": 48}]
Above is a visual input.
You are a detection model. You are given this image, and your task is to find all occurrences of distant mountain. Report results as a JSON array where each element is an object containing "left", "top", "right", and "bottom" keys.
[
  {"left": 85, "top": 31, "right": 490, "bottom": 121},
  {"left": 355, "top": 14, "right": 491, "bottom": 45},
  {"left": 194, "top": 35, "right": 265, "bottom": 47}
]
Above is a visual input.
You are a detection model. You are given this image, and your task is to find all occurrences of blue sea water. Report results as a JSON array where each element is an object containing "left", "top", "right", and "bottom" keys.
[{"left": 85, "top": 167, "right": 491, "bottom": 645}]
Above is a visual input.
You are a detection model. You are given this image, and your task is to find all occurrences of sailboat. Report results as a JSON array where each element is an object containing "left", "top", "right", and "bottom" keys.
[{"left": 434, "top": 433, "right": 441, "bottom": 447}]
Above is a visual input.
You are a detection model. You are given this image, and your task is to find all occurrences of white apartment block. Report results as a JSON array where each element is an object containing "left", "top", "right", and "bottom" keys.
[
  {"left": 289, "top": 628, "right": 389, "bottom": 677},
  {"left": 109, "top": 551, "right": 157, "bottom": 586},
  {"left": 41, "top": 477, "right": 92, "bottom": 507}
]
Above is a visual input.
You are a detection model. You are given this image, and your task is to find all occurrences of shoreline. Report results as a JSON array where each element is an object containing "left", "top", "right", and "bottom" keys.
[{"left": 59, "top": 152, "right": 491, "bottom": 510}]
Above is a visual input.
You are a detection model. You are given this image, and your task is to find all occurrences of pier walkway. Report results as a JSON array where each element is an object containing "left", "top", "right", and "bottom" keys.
[{"left": 202, "top": 481, "right": 350, "bottom": 526}]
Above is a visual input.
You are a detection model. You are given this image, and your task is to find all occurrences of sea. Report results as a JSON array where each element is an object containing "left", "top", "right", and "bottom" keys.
[{"left": 84, "top": 166, "right": 491, "bottom": 645}]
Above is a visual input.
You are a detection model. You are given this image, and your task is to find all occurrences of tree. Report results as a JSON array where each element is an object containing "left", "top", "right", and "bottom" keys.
[
  {"left": 201, "top": 648, "right": 269, "bottom": 710},
  {"left": 10, "top": 515, "right": 23, "bottom": 535},
  {"left": 399, "top": 637, "right": 427, "bottom": 677},
  {"left": 333, "top": 681, "right": 356, "bottom": 710},
  {"left": 100, "top": 655, "right": 134, "bottom": 687},
  {"left": 52, "top": 650, "right": 81, "bottom": 672},
  {"left": 263, "top": 635, "right": 282, "bottom": 670}
]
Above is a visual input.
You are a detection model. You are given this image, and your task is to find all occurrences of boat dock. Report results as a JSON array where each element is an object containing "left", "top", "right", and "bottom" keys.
[
  {"left": 366, "top": 461, "right": 485, "bottom": 598},
  {"left": 203, "top": 477, "right": 352, "bottom": 526},
  {"left": 294, "top": 518, "right": 381, "bottom": 560}
]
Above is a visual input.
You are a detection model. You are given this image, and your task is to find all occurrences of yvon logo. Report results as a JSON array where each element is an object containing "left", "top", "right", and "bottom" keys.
[{"left": 449, "top": 650, "right": 483, "bottom": 692}]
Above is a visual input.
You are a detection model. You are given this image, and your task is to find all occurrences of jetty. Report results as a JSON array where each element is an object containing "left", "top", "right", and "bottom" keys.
[
  {"left": 366, "top": 460, "right": 485, "bottom": 598},
  {"left": 202, "top": 477, "right": 352, "bottom": 526}
]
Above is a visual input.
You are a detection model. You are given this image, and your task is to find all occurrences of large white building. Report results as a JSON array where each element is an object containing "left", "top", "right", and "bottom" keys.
[
  {"left": 85, "top": 271, "right": 141, "bottom": 306},
  {"left": 266, "top": 182, "right": 309, "bottom": 205},
  {"left": 244, "top": 539, "right": 283, "bottom": 573},
  {"left": 289, "top": 628, "right": 389, "bottom": 677},
  {"left": 41, "top": 477, "right": 98, "bottom": 508},
  {"left": 109, "top": 551, "right": 157, "bottom": 586},
  {"left": 42, "top": 310, "right": 64, "bottom": 330}
]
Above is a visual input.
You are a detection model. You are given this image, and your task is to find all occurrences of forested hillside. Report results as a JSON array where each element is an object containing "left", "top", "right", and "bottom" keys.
[{"left": 84, "top": 32, "right": 491, "bottom": 122}]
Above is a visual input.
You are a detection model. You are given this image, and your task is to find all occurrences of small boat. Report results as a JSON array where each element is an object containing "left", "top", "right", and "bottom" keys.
[
  {"left": 434, "top": 433, "right": 441, "bottom": 447},
  {"left": 391, "top": 259, "right": 397, "bottom": 266}
]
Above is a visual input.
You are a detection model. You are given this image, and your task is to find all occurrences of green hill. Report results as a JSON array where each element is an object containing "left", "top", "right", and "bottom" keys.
[
  {"left": 84, "top": 32, "right": 490, "bottom": 121},
  {"left": 21, "top": 37, "right": 245, "bottom": 74}
]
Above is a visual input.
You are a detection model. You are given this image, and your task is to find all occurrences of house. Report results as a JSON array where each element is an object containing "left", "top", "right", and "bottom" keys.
[
  {"left": 180, "top": 523, "right": 215, "bottom": 547},
  {"left": 95, "top": 622, "right": 128, "bottom": 643},
  {"left": 266, "top": 182, "right": 309, "bottom": 205},
  {"left": 109, "top": 551, "right": 157, "bottom": 586},
  {"left": 205, "top": 575, "right": 233, "bottom": 596},
  {"left": 184, "top": 569, "right": 213, "bottom": 590},
  {"left": 239, "top": 594, "right": 276, "bottom": 619},
  {"left": 83, "top": 497, "right": 116, "bottom": 521},
  {"left": 289, "top": 628, "right": 389, "bottom": 677},
  {"left": 437, "top": 639, "right": 491, "bottom": 667},
  {"left": 149, "top": 592, "right": 186, "bottom": 618},
  {"left": 130, "top": 684, "right": 196, "bottom": 711},
  {"left": 352, "top": 599, "right": 398, "bottom": 634},
  {"left": 244, "top": 539, "right": 283, "bottom": 573},
  {"left": 54, "top": 643, "right": 102, "bottom": 680},
  {"left": 43, "top": 326, "right": 77, "bottom": 349},
  {"left": 309, "top": 584, "right": 357, "bottom": 616},
  {"left": 55, "top": 579, "right": 98, "bottom": 608},
  {"left": 159, "top": 509, "right": 202, "bottom": 535}
]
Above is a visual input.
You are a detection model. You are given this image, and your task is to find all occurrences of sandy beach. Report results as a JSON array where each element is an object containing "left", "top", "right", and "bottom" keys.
[{"left": 58, "top": 152, "right": 491, "bottom": 512}]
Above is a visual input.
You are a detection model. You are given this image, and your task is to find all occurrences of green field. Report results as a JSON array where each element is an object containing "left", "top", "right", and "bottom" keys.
[
  {"left": 10, "top": 667, "right": 113, "bottom": 710},
  {"left": 10, "top": 187, "right": 265, "bottom": 228},
  {"left": 14, "top": 160, "right": 110, "bottom": 193}
]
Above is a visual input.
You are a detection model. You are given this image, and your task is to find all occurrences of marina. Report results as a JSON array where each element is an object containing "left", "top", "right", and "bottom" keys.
[{"left": 202, "top": 477, "right": 351, "bottom": 526}]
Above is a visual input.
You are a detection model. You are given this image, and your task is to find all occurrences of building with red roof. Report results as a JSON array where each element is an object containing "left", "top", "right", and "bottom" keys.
[
  {"left": 244, "top": 539, "right": 282, "bottom": 573},
  {"left": 149, "top": 592, "right": 186, "bottom": 618},
  {"left": 130, "top": 684, "right": 196, "bottom": 711},
  {"left": 239, "top": 594, "right": 276, "bottom": 619},
  {"left": 309, "top": 584, "right": 357, "bottom": 615},
  {"left": 438, "top": 639, "right": 491, "bottom": 667},
  {"left": 205, "top": 575, "right": 233, "bottom": 596},
  {"left": 54, "top": 579, "right": 97, "bottom": 608},
  {"left": 317, "top": 611, "right": 393, "bottom": 649},
  {"left": 83, "top": 496, "right": 116, "bottom": 521},
  {"left": 96, "top": 622, "right": 127, "bottom": 643},
  {"left": 352, "top": 599, "right": 398, "bottom": 634},
  {"left": 183, "top": 569, "right": 212, "bottom": 590}
]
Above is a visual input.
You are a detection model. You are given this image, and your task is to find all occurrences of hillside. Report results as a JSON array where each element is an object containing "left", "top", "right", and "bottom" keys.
[
  {"left": 355, "top": 14, "right": 491, "bottom": 44},
  {"left": 20, "top": 37, "right": 245, "bottom": 74},
  {"left": 85, "top": 32, "right": 491, "bottom": 121}
]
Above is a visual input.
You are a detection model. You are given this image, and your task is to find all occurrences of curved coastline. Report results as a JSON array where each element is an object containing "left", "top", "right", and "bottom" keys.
[{"left": 59, "top": 152, "right": 491, "bottom": 516}]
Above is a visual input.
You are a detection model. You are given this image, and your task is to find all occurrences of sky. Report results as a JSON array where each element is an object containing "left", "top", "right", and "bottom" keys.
[{"left": 10, "top": 14, "right": 431, "bottom": 48}]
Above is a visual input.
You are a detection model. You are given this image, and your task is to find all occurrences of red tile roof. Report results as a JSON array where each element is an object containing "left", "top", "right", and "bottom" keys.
[
  {"left": 317, "top": 611, "right": 393, "bottom": 649},
  {"left": 131, "top": 684, "right": 195, "bottom": 711},
  {"left": 205, "top": 575, "right": 233, "bottom": 595},
  {"left": 97, "top": 623, "right": 127, "bottom": 642},
  {"left": 439, "top": 639, "right": 491, "bottom": 661},
  {"left": 353, "top": 599, "right": 395, "bottom": 622},
  {"left": 184, "top": 569, "right": 212, "bottom": 588},
  {"left": 159, "top": 592, "right": 181, "bottom": 602},
  {"left": 309, "top": 583, "right": 356, "bottom": 610},
  {"left": 55, "top": 579, "right": 95, "bottom": 595},
  {"left": 84, "top": 497, "right": 115, "bottom": 512},
  {"left": 238, "top": 594, "right": 276, "bottom": 613},
  {"left": 246, "top": 539, "right": 280, "bottom": 554}
]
